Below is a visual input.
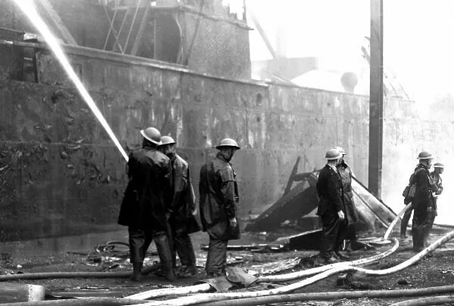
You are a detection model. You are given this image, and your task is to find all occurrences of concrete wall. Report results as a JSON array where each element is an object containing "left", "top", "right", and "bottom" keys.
[{"left": 0, "top": 43, "right": 373, "bottom": 242}]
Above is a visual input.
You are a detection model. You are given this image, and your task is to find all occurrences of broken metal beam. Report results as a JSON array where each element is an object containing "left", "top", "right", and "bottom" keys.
[{"left": 36, "top": 0, "right": 78, "bottom": 45}]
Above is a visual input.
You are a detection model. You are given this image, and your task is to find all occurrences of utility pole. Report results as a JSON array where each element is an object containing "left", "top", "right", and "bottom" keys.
[{"left": 368, "top": 0, "right": 383, "bottom": 197}]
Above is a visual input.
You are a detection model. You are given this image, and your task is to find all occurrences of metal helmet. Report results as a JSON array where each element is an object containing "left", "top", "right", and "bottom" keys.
[
  {"left": 334, "top": 146, "right": 347, "bottom": 155},
  {"left": 417, "top": 151, "right": 432, "bottom": 160},
  {"left": 216, "top": 138, "right": 241, "bottom": 150},
  {"left": 140, "top": 127, "right": 161, "bottom": 145},
  {"left": 434, "top": 162, "right": 444, "bottom": 168},
  {"left": 160, "top": 135, "right": 176, "bottom": 146},
  {"left": 325, "top": 148, "right": 342, "bottom": 160}
]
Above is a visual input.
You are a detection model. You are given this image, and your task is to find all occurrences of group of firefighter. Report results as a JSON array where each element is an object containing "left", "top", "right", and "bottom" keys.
[
  {"left": 117, "top": 126, "right": 240, "bottom": 281},
  {"left": 317, "top": 147, "right": 444, "bottom": 264},
  {"left": 400, "top": 151, "right": 444, "bottom": 252},
  {"left": 118, "top": 126, "right": 445, "bottom": 280}
]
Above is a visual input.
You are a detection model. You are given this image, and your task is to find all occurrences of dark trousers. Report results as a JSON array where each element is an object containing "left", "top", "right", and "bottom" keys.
[
  {"left": 428, "top": 198, "right": 438, "bottom": 231},
  {"left": 128, "top": 227, "right": 153, "bottom": 264},
  {"left": 401, "top": 204, "right": 413, "bottom": 237},
  {"left": 345, "top": 224, "right": 357, "bottom": 241},
  {"left": 205, "top": 237, "right": 228, "bottom": 275},
  {"left": 174, "top": 223, "right": 196, "bottom": 268},
  {"left": 128, "top": 227, "right": 173, "bottom": 267},
  {"left": 412, "top": 205, "right": 435, "bottom": 251},
  {"left": 320, "top": 211, "right": 346, "bottom": 259}
]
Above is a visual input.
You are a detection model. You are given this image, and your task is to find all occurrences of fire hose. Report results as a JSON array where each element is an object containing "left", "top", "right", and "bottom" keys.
[
  {"left": 383, "top": 203, "right": 412, "bottom": 241},
  {"left": 389, "top": 295, "right": 454, "bottom": 306},
  {"left": 128, "top": 230, "right": 454, "bottom": 306},
  {"left": 126, "top": 204, "right": 409, "bottom": 301},
  {"left": 2, "top": 205, "right": 450, "bottom": 306},
  {"left": 198, "top": 285, "right": 454, "bottom": 306},
  {"left": 125, "top": 238, "right": 399, "bottom": 300},
  {"left": 0, "top": 263, "right": 161, "bottom": 281},
  {"left": 126, "top": 203, "right": 450, "bottom": 305}
]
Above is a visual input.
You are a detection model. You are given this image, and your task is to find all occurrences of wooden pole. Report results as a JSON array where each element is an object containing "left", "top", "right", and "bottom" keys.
[{"left": 368, "top": 0, "right": 384, "bottom": 197}]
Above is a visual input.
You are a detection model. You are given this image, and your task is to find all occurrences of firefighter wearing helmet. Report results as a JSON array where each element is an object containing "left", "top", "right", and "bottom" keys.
[
  {"left": 158, "top": 135, "right": 200, "bottom": 277},
  {"left": 199, "top": 138, "right": 241, "bottom": 277},
  {"left": 334, "top": 146, "right": 359, "bottom": 259},
  {"left": 118, "top": 127, "right": 175, "bottom": 281},
  {"left": 316, "top": 148, "right": 346, "bottom": 264},
  {"left": 410, "top": 151, "right": 438, "bottom": 252}
]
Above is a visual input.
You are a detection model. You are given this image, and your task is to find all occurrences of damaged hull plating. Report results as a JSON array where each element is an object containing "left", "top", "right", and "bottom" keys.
[{"left": 245, "top": 170, "right": 397, "bottom": 238}]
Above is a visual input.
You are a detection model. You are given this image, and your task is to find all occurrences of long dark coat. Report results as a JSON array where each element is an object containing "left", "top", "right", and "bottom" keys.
[
  {"left": 170, "top": 154, "right": 200, "bottom": 233},
  {"left": 337, "top": 161, "right": 359, "bottom": 225},
  {"left": 316, "top": 163, "right": 345, "bottom": 258},
  {"left": 118, "top": 146, "right": 172, "bottom": 231},
  {"left": 412, "top": 164, "right": 435, "bottom": 213},
  {"left": 316, "top": 164, "right": 344, "bottom": 217},
  {"left": 412, "top": 163, "right": 437, "bottom": 249},
  {"left": 199, "top": 153, "right": 239, "bottom": 240}
]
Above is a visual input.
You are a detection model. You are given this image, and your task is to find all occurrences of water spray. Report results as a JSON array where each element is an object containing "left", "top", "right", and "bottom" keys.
[{"left": 13, "top": 0, "right": 129, "bottom": 162}]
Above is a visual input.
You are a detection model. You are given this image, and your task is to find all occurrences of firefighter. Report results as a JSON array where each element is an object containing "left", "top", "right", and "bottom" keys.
[
  {"left": 158, "top": 136, "right": 200, "bottom": 277},
  {"left": 428, "top": 162, "right": 444, "bottom": 241},
  {"left": 118, "top": 127, "right": 175, "bottom": 281},
  {"left": 335, "top": 146, "right": 359, "bottom": 259},
  {"left": 411, "top": 151, "right": 437, "bottom": 252},
  {"left": 199, "top": 138, "right": 241, "bottom": 277},
  {"left": 316, "top": 148, "right": 346, "bottom": 264}
]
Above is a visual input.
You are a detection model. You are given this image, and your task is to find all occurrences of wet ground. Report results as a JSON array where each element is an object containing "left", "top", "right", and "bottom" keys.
[{"left": 2, "top": 228, "right": 454, "bottom": 305}]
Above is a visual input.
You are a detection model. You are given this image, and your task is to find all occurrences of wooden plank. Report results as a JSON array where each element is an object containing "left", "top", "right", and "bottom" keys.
[
  {"left": 37, "top": 0, "right": 78, "bottom": 45},
  {"left": 130, "top": 5, "right": 150, "bottom": 55},
  {"left": 283, "top": 156, "right": 301, "bottom": 196}
]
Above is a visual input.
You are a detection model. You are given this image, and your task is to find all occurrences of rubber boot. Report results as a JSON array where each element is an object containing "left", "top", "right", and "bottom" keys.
[
  {"left": 131, "top": 262, "right": 143, "bottom": 281},
  {"left": 155, "top": 234, "right": 175, "bottom": 282}
]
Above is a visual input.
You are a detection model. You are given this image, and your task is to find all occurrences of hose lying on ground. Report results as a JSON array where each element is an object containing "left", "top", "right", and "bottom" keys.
[
  {"left": 125, "top": 204, "right": 404, "bottom": 300},
  {"left": 125, "top": 238, "right": 399, "bottom": 300},
  {"left": 127, "top": 230, "right": 454, "bottom": 306},
  {"left": 126, "top": 283, "right": 213, "bottom": 300},
  {"left": 0, "top": 297, "right": 149, "bottom": 306},
  {"left": 389, "top": 295, "right": 454, "bottom": 306},
  {"left": 195, "top": 284, "right": 454, "bottom": 306},
  {"left": 0, "top": 264, "right": 161, "bottom": 281},
  {"left": 257, "top": 237, "right": 399, "bottom": 282}
]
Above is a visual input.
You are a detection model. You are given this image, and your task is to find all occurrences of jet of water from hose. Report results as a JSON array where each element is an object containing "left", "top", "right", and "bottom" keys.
[{"left": 13, "top": 0, "right": 129, "bottom": 162}]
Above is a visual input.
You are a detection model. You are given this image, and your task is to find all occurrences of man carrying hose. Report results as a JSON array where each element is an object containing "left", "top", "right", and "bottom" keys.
[
  {"left": 159, "top": 135, "right": 200, "bottom": 277},
  {"left": 118, "top": 127, "right": 175, "bottom": 281}
]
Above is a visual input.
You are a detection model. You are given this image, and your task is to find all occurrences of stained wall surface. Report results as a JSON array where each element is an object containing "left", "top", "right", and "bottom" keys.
[
  {"left": 0, "top": 44, "right": 374, "bottom": 241},
  {"left": 0, "top": 0, "right": 251, "bottom": 80}
]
